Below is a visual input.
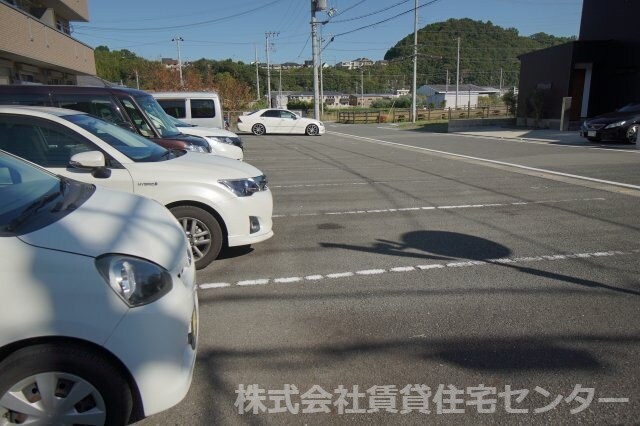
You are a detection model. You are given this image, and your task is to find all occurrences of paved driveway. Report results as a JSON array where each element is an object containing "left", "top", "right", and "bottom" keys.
[{"left": 139, "top": 123, "right": 639, "bottom": 425}]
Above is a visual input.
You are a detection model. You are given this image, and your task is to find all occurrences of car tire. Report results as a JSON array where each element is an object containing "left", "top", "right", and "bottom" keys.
[
  {"left": 625, "top": 124, "right": 639, "bottom": 143},
  {"left": 586, "top": 137, "right": 599, "bottom": 143},
  {"left": 0, "top": 343, "right": 132, "bottom": 425},
  {"left": 252, "top": 123, "right": 266, "bottom": 136},
  {"left": 171, "top": 205, "right": 223, "bottom": 270},
  {"left": 305, "top": 124, "right": 319, "bottom": 136}
]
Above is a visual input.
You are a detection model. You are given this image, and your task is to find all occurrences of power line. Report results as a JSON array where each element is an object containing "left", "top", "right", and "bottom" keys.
[
  {"left": 333, "top": 0, "right": 444, "bottom": 38},
  {"left": 76, "top": 0, "right": 284, "bottom": 32},
  {"left": 328, "top": 0, "right": 412, "bottom": 23}
]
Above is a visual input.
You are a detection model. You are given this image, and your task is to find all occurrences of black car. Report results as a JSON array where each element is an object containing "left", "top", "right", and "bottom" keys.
[{"left": 580, "top": 103, "right": 640, "bottom": 143}]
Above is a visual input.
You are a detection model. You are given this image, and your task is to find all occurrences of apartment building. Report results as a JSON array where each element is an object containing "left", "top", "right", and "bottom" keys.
[{"left": 0, "top": 0, "right": 96, "bottom": 85}]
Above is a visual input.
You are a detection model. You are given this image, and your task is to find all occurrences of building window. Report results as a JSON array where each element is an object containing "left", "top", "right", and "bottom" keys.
[{"left": 56, "top": 18, "right": 70, "bottom": 35}]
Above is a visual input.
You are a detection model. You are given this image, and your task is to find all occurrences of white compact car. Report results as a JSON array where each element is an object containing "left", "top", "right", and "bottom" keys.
[
  {"left": 237, "top": 108, "right": 325, "bottom": 136},
  {"left": 0, "top": 150, "right": 197, "bottom": 424},
  {"left": 168, "top": 116, "right": 244, "bottom": 161},
  {"left": 0, "top": 106, "right": 274, "bottom": 270}
]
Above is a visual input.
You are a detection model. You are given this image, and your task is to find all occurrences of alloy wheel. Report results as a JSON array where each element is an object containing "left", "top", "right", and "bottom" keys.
[
  {"left": 180, "top": 216, "right": 212, "bottom": 262},
  {"left": 0, "top": 372, "right": 107, "bottom": 425}
]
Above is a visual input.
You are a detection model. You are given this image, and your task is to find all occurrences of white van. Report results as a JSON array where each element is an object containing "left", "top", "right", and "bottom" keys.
[{"left": 153, "top": 91, "right": 225, "bottom": 130}]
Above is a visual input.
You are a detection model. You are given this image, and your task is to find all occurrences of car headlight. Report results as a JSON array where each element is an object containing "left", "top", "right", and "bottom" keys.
[
  {"left": 219, "top": 178, "right": 260, "bottom": 197},
  {"left": 207, "top": 136, "right": 236, "bottom": 145},
  {"left": 219, "top": 175, "right": 266, "bottom": 197},
  {"left": 96, "top": 255, "right": 172, "bottom": 307},
  {"left": 186, "top": 144, "right": 210, "bottom": 153},
  {"left": 605, "top": 120, "right": 626, "bottom": 129}
]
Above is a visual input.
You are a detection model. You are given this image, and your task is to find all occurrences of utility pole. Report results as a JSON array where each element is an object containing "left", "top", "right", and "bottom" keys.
[
  {"left": 278, "top": 67, "right": 282, "bottom": 108},
  {"left": 265, "top": 32, "right": 278, "bottom": 108},
  {"left": 446, "top": 69, "right": 449, "bottom": 92},
  {"left": 172, "top": 36, "right": 184, "bottom": 88},
  {"left": 411, "top": 0, "right": 418, "bottom": 122},
  {"left": 319, "top": 28, "right": 324, "bottom": 117},
  {"left": 455, "top": 36, "right": 460, "bottom": 108},
  {"left": 134, "top": 69, "right": 139, "bottom": 90},
  {"left": 255, "top": 45, "right": 260, "bottom": 101},
  {"left": 311, "top": 0, "right": 325, "bottom": 119},
  {"left": 361, "top": 67, "right": 364, "bottom": 108},
  {"left": 499, "top": 67, "right": 503, "bottom": 94}
]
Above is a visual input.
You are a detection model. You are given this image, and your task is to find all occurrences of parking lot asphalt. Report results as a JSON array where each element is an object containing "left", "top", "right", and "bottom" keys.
[{"left": 139, "top": 123, "right": 639, "bottom": 425}]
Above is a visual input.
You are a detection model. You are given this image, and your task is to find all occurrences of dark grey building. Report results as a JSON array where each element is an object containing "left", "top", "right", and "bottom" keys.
[{"left": 517, "top": 0, "right": 640, "bottom": 125}]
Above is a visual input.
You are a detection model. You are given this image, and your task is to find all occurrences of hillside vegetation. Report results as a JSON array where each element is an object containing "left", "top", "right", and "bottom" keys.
[
  {"left": 94, "top": 19, "right": 573, "bottom": 109},
  {"left": 385, "top": 18, "right": 574, "bottom": 87}
]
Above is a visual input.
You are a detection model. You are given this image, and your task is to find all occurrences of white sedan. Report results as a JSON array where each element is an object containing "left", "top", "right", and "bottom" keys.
[
  {"left": 237, "top": 109, "right": 325, "bottom": 136},
  {"left": 0, "top": 106, "right": 274, "bottom": 270}
]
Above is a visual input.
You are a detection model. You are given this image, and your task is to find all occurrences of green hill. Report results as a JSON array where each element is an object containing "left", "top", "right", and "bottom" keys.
[{"left": 384, "top": 18, "right": 575, "bottom": 88}]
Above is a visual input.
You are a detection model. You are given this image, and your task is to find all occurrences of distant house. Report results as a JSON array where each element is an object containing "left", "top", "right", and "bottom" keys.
[
  {"left": 352, "top": 57, "right": 374, "bottom": 68},
  {"left": 161, "top": 58, "right": 178, "bottom": 68},
  {"left": 517, "top": 0, "right": 640, "bottom": 126},
  {"left": 349, "top": 93, "right": 394, "bottom": 108},
  {"left": 280, "top": 62, "right": 302, "bottom": 69},
  {"left": 269, "top": 91, "right": 351, "bottom": 109},
  {"left": 375, "top": 60, "right": 389, "bottom": 67},
  {"left": 417, "top": 84, "right": 500, "bottom": 108},
  {"left": 336, "top": 61, "right": 354, "bottom": 70}
]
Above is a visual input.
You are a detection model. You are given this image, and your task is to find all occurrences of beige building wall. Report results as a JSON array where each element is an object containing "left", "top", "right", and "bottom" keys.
[{"left": 0, "top": 1, "right": 95, "bottom": 85}]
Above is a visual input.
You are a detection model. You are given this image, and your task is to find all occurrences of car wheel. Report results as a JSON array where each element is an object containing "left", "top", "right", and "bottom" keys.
[
  {"left": 305, "top": 124, "right": 319, "bottom": 136},
  {"left": 252, "top": 123, "right": 266, "bottom": 136},
  {"left": 586, "top": 137, "right": 599, "bottom": 143},
  {"left": 171, "top": 205, "right": 223, "bottom": 270},
  {"left": 625, "top": 124, "right": 639, "bottom": 143},
  {"left": 0, "top": 343, "right": 132, "bottom": 425}
]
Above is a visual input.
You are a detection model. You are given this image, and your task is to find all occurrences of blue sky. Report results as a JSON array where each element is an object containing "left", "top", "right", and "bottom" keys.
[{"left": 74, "top": 0, "right": 583, "bottom": 65}]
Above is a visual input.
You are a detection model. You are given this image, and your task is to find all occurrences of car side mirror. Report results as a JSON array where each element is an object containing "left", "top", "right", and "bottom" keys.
[
  {"left": 70, "top": 151, "right": 111, "bottom": 179},
  {"left": 69, "top": 151, "right": 106, "bottom": 169}
]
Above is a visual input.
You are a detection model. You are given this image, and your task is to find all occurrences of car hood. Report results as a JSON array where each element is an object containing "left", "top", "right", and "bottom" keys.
[
  {"left": 586, "top": 111, "right": 640, "bottom": 124},
  {"left": 18, "top": 186, "right": 189, "bottom": 272},
  {"left": 167, "top": 151, "right": 263, "bottom": 179},
  {"left": 179, "top": 126, "right": 239, "bottom": 138}
]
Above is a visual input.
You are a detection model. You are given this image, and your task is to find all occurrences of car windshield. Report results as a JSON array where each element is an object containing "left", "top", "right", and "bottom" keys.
[
  {"left": 617, "top": 104, "right": 640, "bottom": 113},
  {"left": 134, "top": 95, "right": 182, "bottom": 137},
  {"left": 0, "top": 151, "right": 60, "bottom": 231},
  {"left": 63, "top": 114, "right": 172, "bottom": 162}
]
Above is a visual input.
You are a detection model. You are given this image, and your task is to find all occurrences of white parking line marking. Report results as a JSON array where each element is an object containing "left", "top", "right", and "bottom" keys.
[
  {"left": 326, "top": 272, "right": 355, "bottom": 279},
  {"left": 274, "top": 277, "right": 302, "bottom": 283},
  {"left": 272, "top": 198, "right": 606, "bottom": 218},
  {"left": 237, "top": 279, "right": 270, "bottom": 286},
  {"left": 199, "top": 283, "right": 231, "bottom": 289},
  {"left": 452, "top": 132, "right": 640, "bottom": 153},
  {"left": 305, "top": 275, "right": 324, "bottom": 281},
  {"left": 356, "top": 269, "right": 387, "bottom": 275},
  {"left": 328, "top": 131, "right": 640, "bottom": 191},
  {"left": 197, "top": 249, "right": 636, "bottom": 292},
  {"left": 417, "top": 264, "right": 446, "bottom": 270},
  {"left": 390, "top": 266, "right": 416, "bottom": 272}
]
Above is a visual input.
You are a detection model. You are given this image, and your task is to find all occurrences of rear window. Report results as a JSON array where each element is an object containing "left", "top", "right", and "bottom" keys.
[
  {"left": 157, "top": 99, "right": 186, "bottom": 119},
  {"left": 190, "top": 99, "right": 216, "bottom": 118}
]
